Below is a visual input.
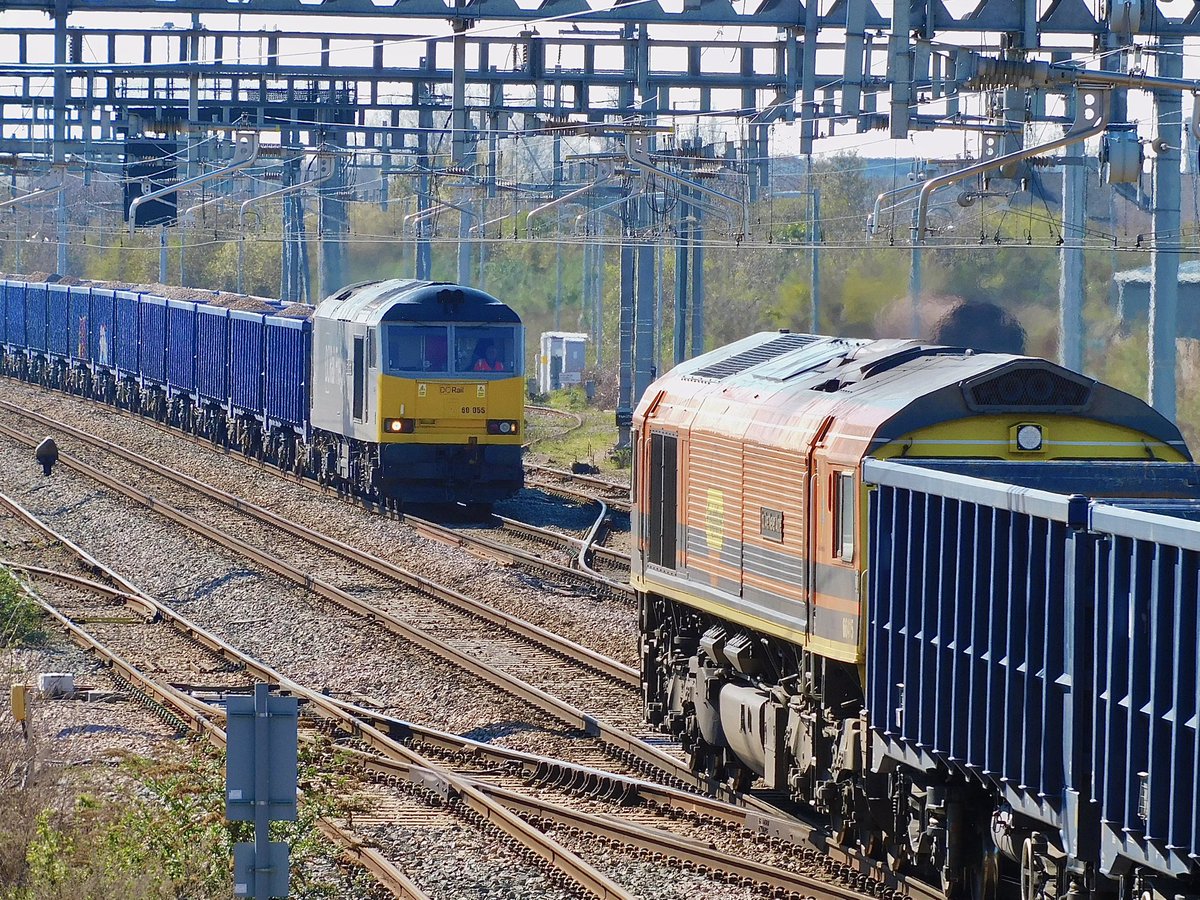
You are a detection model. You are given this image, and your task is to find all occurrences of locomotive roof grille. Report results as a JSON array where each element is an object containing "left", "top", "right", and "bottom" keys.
[
  {"left": 691, "top": 333, "right": 819, "bottom": 380},
  {"left": 965, "top": 367, "right": 1092, "bottom": 410}
]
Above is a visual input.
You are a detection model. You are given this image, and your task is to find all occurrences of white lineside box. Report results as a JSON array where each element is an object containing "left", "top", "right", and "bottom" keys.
[
  {"left": 37, "top": 673, "right": 75, "bottom": 698},
  {"left": 538, "top": 332, "right": 589, "bottom": 394}
]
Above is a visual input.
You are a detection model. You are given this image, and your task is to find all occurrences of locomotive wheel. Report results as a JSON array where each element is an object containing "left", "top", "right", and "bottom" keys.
[{"left": 1021, "top": 838, "right": 1036, "bottom": 900}]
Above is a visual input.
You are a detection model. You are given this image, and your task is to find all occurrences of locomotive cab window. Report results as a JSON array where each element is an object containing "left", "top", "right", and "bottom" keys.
[
  {"left": 835, "top": 472, "right": 855, "bottom": 562},
  {"left": 386, "top": 325, "right": 448, "bottom": 374},
  {"left": 456, "top": 326, "right": 517, "bottom": 374}
]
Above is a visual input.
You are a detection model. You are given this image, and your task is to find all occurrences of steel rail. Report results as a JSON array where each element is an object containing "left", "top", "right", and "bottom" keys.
[
  {"left": 575, "top": 497, "right": 611, "bottom": 581},
  {"left": 0, "top": 561, "right": 436, "bottom": 900},
  {"left": 0, "top": 418, "right": 693, "bottom": 787},
  {"left": 402, "top": 513, "right": 633, "bottom": 600},
  {"left": 322, "top": 695, "right": 823, "bottom": 836},
  {"left": 0, "top": 400, "right": 636, "bottom": 682},
  {"left": 523, "top": 404, "right": 585, "bottom": 450},
  {"left": 0, "top": 495, "right": 637, "bottom": 900},
  {"left": 0, "top": 379, "right": 633, "bottom": 599},
  {"left": 3, "top": 564, "right": 229, "bottom": 744},
  {"left": 493, "top": 514, "right": 630, "bottom": 572},
  {"left": 314, "top": 820, "right": 435, "bottom": 900},
  {"left": 3, "top": 543, "right": 938, "bottom": 900},
  {"left": 0, "top": 381, "right": 944, "bottom": 900},
  {"left": 0, "top": 493, "right": 944, "bottom": 900},
  {"left": 525, "top": 461, "right": 631, "bottom": 497},
  {"left": 524, "top": 461, "right": 632, "bottom": 514},
  {"left": 526, "top": 476, "right": 632, "bottom": 517},
  {"left": 344, "top": 746, "right": 880, "bottom": 900}
]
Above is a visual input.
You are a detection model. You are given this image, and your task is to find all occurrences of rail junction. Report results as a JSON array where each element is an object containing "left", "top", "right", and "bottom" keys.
[{"left": 4, "top": 0, "right": 1200, "bottom": 895}]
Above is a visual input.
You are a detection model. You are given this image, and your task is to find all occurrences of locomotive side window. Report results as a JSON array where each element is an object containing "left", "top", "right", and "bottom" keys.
[
  {"left": 455, "top": 326, "right": 517, "bottom": 374},
  {"left": 836, "top": 472, "right": 855, "bottom": 562},
  {"left": 647, "top": 432, "right": 678, "bottom": 569},
  {"left": 631, "top": 430, "right": 639, "bottom": 494},
  {"left": 386, "top": 325, "right": 448, "bottom": 373}
]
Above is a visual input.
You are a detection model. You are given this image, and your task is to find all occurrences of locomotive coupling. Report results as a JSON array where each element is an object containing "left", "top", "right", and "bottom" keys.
[{"left": 35, "top": 437, "right": 58, "bottom": 476}]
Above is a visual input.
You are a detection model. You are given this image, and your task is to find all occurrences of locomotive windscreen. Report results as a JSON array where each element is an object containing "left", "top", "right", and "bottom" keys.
[
  {"left": 387, "top": 325, "right": 448, "bottom": 373},
  {"left": 385, "top": 323, "right": 519, "bottom": 375}
]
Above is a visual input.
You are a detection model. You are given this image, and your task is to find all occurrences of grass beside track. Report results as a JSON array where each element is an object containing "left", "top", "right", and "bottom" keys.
[
  {"left": 0, "top": 574, "right": 373, "bottom": 900},
  {"left": 525, "top": 389, "right": 630, "bottom": 476}
]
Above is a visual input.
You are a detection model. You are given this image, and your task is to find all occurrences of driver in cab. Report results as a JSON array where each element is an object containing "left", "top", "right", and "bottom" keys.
[{"left": 472, "top": 339, "right": 505, "bottom": 372}]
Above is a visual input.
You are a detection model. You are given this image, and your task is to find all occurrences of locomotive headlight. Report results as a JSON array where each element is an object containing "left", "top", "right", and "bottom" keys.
[
  {"left": 1012, "top": 423, "right": 1044, "bottom": 453},
  {"left": 486, "top": 419, "right": 519, "bottom": 435},
  {"left": 499, "top": 421, "right": 512, "bottom": 434},
  {"left": 384, "top": 418, "right": 415, "bottom": 434}
]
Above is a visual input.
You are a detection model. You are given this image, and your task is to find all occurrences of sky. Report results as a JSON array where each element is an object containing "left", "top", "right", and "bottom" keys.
[{"left": 0, "top": 1, "right": 1198, "bottom": 166}]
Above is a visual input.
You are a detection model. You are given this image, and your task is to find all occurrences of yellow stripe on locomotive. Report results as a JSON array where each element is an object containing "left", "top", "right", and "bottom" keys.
[{"left": 375, "top": 372, "right": 524, "bottom": 445}]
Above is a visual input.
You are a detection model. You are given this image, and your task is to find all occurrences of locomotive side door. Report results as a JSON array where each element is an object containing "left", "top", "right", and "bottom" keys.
[
  {"left": 347, "top": 324, "right": 374, "bottom": 433},
  {"left": 351, "top": 333, "right": 367, "bottom": 422},
  {"left": 804, "top": 416, "right": 836, "bottom": 641},
  {"left": 808, "top": 440, "right": 863, "bottom": 653}
]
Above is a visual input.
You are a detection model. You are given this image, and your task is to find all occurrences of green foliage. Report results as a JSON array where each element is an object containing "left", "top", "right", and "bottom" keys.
[
  {"left": 0, "top": 571, "right": 45, "bottom": 647},
  {"left": 1, "top": 736, "right": 360, "bottom": 900},
  {"left": 548, "top": 386, "right": 590, "bottom": 412},
  {"left": 528, "top": 392, "right": 624, "bottom": 472},
  {"left": 8, "top": 151, "right": 1200, "bottom": 441}
]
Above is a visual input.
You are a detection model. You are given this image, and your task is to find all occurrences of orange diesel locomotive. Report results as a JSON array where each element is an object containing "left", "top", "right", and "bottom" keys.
[{"left": 633, "top": 331, "right": 1192, "bottom": 898}]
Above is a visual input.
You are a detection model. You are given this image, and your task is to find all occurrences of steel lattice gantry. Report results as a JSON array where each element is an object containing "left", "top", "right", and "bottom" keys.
[{"left": 5, "top": 0, "right": 1200, "bottom": 424}]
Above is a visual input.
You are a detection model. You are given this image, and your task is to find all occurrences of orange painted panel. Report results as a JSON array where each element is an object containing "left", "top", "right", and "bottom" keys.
[{"left": 683, "top": 429, "right": 744, "bottom": 585}]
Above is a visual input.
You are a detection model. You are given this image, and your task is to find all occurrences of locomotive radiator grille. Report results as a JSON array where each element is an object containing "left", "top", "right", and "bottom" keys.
[{"left": 965, "top": 367, "right": 1092, "bottom": 410}]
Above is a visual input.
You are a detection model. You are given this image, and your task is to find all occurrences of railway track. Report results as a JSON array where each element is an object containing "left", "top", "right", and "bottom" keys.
[
  {"left": 0, "top": 379, "right": 635, "bottom": 602},
  {"left": 0, "top": 405, "right": 666, "bottom": 768},
  {"left": 0, "top": 499, "right": 634, "bottom": 900},
  {"left": 490, "top": 514, "right": 631, "bottom": 582},
  {"left": 0, "top": 491, "right": 900, "bottom": 900},
  {"left": 1, "top": 377, "right": 947, "bottom": 900},
  {"left": 524, "top": 404, "right": 585, "bottom": 449},
  {"left": 525, "top": 462, "right": 633, "bottom": 515}
]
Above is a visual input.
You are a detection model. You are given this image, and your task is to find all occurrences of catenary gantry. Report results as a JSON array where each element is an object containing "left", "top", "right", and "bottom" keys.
[{"left": 4, "top": 0, "right": 1200, "bottom": 429}]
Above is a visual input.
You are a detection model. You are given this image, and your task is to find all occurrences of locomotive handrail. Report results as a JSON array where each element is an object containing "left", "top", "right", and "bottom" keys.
[
  {"left": 864, "top": 458, "right": 1200, "bottom": 541},
  {"left": 1089, "top": 500, "right": 1200, "bottom": 552}
]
